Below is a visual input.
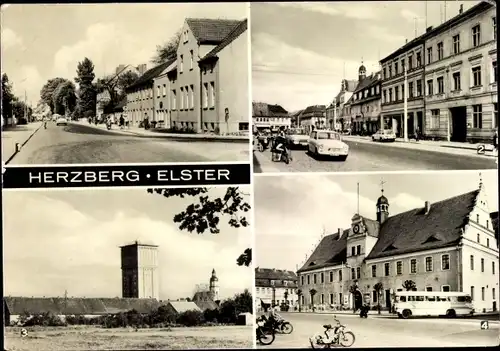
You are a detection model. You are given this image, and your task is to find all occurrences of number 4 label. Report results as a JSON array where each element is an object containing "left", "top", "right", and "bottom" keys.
[{"left": 480, "top": 321, "right": 489, "bottom": 330}]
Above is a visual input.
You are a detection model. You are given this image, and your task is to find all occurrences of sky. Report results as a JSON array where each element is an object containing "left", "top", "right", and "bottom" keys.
[
  {"left": 254, "top": 171, "right": 498, "bottom": 272},
  {"left": 3, "top": 186, "right": 252, "bottom": 301},
  {"left": 251, "top": 1, "right": 481, "bottom": 112},
  {"left": 0, "top": 3, "right": 248, "bottom": 106}
]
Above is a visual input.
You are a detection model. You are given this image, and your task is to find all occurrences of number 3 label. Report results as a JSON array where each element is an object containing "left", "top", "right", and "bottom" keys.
[{"left": 477, "top": 145, "right": 485, "bottom": 155}]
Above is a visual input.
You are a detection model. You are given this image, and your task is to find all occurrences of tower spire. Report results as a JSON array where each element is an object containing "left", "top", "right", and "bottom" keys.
[
  {"left": 357, "top": 182, "right": 360, "bottom": 214},
  {"left": 380, "top": 178, "right": 386, "bottom": 194},
  {"left": 479, "top": 172, "right": 483, "bottom": 189}
]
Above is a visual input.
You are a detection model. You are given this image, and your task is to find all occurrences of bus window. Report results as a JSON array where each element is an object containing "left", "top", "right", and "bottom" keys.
[
  {"left": 416, "top": 296, "right": 424, "bottom": 302},
  {"left": 408, "top": 296, "right": 416, "bottom": 302},
  {"left": 399, "top": 296, "right": 407, "bottom": 302},
  {"left": 426, "top": 296, "right": 436, "bottom": 302},
  {"left": 437, "top": 296, "right": 447, "bottom": 302},
  {"left": 457, "top": 296, "right": 465, "bottom": 302}
]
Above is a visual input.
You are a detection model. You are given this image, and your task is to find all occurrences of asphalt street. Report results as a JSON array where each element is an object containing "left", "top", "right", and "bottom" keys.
[
  {"left": 258, "top": 312, "right": 499, "bottom": 348},
  {"left": 253, "top": 141, "right": 497, "bottom": 173},
  {"left": 9, "top": 122, "right": 249, "bottom": 164}
]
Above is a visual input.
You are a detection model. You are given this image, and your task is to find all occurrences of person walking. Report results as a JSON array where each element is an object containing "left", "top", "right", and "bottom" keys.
[
  {"left": 119, "top": 114, "right": 125, "bottom": 129},
  {"left": 415, "top": 126, "right": 420, "bottom": 142}
]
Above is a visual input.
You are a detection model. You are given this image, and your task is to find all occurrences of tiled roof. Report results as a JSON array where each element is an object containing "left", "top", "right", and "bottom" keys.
[
  {"left": 201, "top": 19, "right": 247, "bottom": 60},
  {"left": 126, "top": 58, "right": 175, "bottom": 91},
  {"left": 255, "top": 268, "right": 298, "bottom": 281},
  {"left": 252, "top": 102, "right": 289, "bottom": 117},
  {"left": 366, "top": 190, "right": 478, "bottom": 259},
  {"left": 491, "top": 211, "right": 499, "bottom": 244},
  {"left": 297, "top": 230, "right": 349, "bottom": 273},
  {"left": 4, "top": 297, "right": 161, "bottom": 315},
  {"left": 353, "top": 74, "right": 380, "bottom": 94},
  {"left": 186, "top": 18, "right": 242, "bottom": 45},
  {"left": 302, "top": 105, "right": 326, "bottom": 114},
  {"left": 192, "top": 291, "right": 218, "bottom": 311},
  {"left": 167, "top": 301, "right": 202, "bottom": 314}
]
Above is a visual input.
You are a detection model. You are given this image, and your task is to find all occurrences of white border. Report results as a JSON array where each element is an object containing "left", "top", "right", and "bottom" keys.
[
  {"left": 4, "top": 160, "right": 249, "bottom": 168},
  {"left": 254, "top": 169, "right": 498, "bottom": 178}
]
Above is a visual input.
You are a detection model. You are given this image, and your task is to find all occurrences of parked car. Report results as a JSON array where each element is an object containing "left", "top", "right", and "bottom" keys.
[
  {"left": 372, "top": 129, "right": 396, "bottom": 142},
  {"left": 286, "top": 128, "right": 309, "bottom": 148},
  {"left": 308, "top": 130, "right": 349, "bottom": 160},
  {"left": 56, "top": 116, "right": 68, "bottom": 126}
]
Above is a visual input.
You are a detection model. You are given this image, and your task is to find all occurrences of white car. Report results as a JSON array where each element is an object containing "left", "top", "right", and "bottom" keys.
[
  {"left": 56, "top": 116, "right": 68, "bottom": 126},
  {"left": 308, "top": 130, "right": 349, "bottom": 160},
  {"left": 286, "top": 128, "right": 309, "bottom": 148},
  {"left": 372, "top": 129, "right": 396, "bottom": 142}
]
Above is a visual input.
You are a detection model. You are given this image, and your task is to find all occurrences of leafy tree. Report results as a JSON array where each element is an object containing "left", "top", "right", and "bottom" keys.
[
  {"left": 2, "top": 73, "right": 14, "bottom": 121},
  {"left": 402, "top": 280, "right": 417, "bottom": 291},
  {"left": 95, "top": 69, "right": 138, "bottom": 114},
  {"left": 117, "top": 70, "right": 139, "bottom": 93},
  {"left": 147, "top": 187, "right": 252, "bottom": 266},
  {"left": 53, "top": 80, "right": 77, "bottom": 115},
  {"left": 373, "top": 282, "right": 384, "bottom": 314},
  {"left": 309, "top": 288, "right": 317, "bottom": 309},
  {"left": 40, "top": 77, "right": 68, "bottom": 113},
  {"left": 297, "top": 289, "right": 303, "bottom": 312},
  {"left": 75, "top": 57, "right": 97, "bottom": 118},
  {"left": 152, "top": 29, "right": 182, "bottom": 64}
]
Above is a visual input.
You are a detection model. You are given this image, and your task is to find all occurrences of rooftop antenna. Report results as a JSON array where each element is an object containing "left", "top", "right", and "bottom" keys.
[{"left": 357, "top": 182, "right": 360, "bottom": 214}]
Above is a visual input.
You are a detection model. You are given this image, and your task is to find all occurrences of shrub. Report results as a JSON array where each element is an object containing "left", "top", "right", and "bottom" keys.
[
  {"left": 176, "top": 310, "right": 205, "bottom": 327},
  {"left": 203, "top": 308, "right": 220, "bottom": 323},
  {"left": 22, "top": 312, "right": 66, "bottom": 327},
  {"left": 65, "top": 315, "right": 95, "bottom": 325},
  {"left": 147, "top": 305, "right": 177, "bottom": 325}
]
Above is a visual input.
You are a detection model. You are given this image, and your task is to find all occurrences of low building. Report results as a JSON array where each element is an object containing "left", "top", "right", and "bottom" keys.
[
  {"left": 424, "top": 1, "right": 497, "bottom": 143},
  {"left": 252, "top": 102, "right": 290, "bottom": 131},
  {"left": 255, "top": 267, "right": 298, "bottom": 312},
  {"left": 3, "top": 297, "right": 161, "bottom": 325},
  {"left": 297, "top": 178, "right": 499, "bottom": 313},
  {"left": 299, "top": 105, "right": 327, "bottom": 134},
  {"left": 152, "top": 60, "right": 178, "bottom": 129},
  {"left": 349, "top": 71, "right": 382, "bottom": 134},
  {"left": 165, "top": 301, "right": 202, "bottom": 315},
  {"left": 326, "top": 79, "right": 357, "bottom": 131}
]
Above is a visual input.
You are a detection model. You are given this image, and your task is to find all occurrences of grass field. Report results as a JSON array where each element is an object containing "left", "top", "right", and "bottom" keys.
[{"left": 4, "top": 325, "right": 254, "bottom": 350}]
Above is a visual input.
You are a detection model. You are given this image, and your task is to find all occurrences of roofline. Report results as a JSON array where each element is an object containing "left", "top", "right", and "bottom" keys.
[
  {"left": 199, "top": 19, "right": 247, "bottom": 62},
  {"left": 119, "top": 242, "right": 159, "bottom": 248},
  {"left": 365, "top": 243, "right": 459, "bottom": 262}
]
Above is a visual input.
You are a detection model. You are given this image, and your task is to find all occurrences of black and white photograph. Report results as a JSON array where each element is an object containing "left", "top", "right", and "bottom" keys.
[
  {"left": 3, "top": 186, "right": 253, "bottom": 350},
  {"left": 1, "top": 3, "right": 250, "bottom": 165},
  {"left": 254, "top": 171, "right": 499, "bottom": 348},
  {"left": 251, "top": 1, "right": 498, "bottom": 173}
]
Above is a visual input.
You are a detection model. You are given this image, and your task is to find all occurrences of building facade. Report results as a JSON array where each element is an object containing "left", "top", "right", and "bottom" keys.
[
  {"left": 252, "top": 102, "right": 291, "bottom": 131},
  {"left": 152, "top": 60, "right": 178, "bottom": 128},
  {"left": 255, "top": 268, "right": 299, "bottom": 312},
  {"left": 424, "top": 1, "right": 497, "bottom": 143},
  {"left": 299, "top": 105, "right": 327, "bottom": 134},
  {"left": 326, "top": 79, "right": 357, "bottom": 131},
  {"left": 121, "top": 242, "right": 160, "bottom": 300},
  {"left": 297, "top": 179, "right": 498, "bottom": 313},
  {"left": 349, "top": 70, "right": 382, "bottom": 134}
]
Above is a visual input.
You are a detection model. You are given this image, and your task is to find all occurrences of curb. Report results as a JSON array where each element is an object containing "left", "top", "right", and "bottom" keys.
[{"left": 4, "top": 123, "right": 43, "bottom": 165}]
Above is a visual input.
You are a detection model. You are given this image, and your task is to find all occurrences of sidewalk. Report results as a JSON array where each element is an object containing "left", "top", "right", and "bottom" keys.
[
  {"left": 343, "top": 135, "right": 497, "bottom": 159},
  {"left": 1, "top": 122, "right": 43, "bottom": 164},
  {"left": 74, "top": 120, "right": 249, "bottom": 143}
]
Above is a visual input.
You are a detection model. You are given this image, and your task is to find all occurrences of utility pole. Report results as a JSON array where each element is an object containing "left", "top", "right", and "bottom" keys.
[
  {"left": 333, "top": 97, "right": 337, "bottom": 131},
  {"left": 403, "top": 61, "right": 409, "bottom": 142}
]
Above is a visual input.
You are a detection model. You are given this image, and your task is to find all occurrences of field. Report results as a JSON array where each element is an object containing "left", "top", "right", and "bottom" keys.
[{"left": 4, "top": 325, "right": 254, "bottom": 350}]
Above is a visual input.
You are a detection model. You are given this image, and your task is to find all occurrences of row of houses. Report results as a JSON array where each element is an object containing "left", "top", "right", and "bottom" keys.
[
  {"left": 254, "top": 267, "right": 299, "bottom": 312},
  {"left": 121, "top": 17, "right": 249, "bottom": 135},
  {"left": 325, "top": 1, "right": 497, "bottom": 142}
]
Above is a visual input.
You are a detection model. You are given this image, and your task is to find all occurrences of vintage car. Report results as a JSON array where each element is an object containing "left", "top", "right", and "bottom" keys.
[
  {"left": 56, "top": 116, "right": 68, "bottom": 126},
  {"left": 285, "top": 128, "right": 309, "bottom": 148},
  {"left": 308, "top": 130, "right": 349, "bottom": 160},
  {"left": 372, "top": 129, "right": 396, "bottom": 142}
]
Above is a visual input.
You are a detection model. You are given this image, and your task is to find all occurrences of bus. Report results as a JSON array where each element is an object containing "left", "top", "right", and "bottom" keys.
[{"left": 394, "top": 291, "right": 474, "bottom": 319}]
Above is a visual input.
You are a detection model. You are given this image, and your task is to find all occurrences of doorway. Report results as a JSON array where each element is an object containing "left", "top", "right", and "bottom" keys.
[
  {"left": 354, "top": 291, "right": 363, "bottom": 310},
  {"left": 408, "top": 112, "right": 415, "bottom": 137},
  {"left": 449, "top": 106, "right": 467, "bottom": 142},
  {"left": 417, "top": 111, "right": 424, "bottom": 134},
  {"left": 493, "top": 301, "right": 497, "bottom": 312},
  {"left": 385, "top": 289, "right": 391, "bottom": 309}
]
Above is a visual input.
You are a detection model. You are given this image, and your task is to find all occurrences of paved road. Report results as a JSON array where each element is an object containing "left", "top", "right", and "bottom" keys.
[
  {"left": 253, "top": 141, "right": 497, "bottom": 173},
  {"left": 258, "top": 312, "right": 499, "bottom": 348},
  {"left": 9, "top": 122, "right": 249, "bottom": 164}
]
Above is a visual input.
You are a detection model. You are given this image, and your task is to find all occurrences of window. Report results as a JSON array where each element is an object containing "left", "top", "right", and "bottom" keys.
[
  {"left": 320, "top": 272, "right": 324, "bottom": 284},
  {"left": 442, "top": 285, "right": 451, "bottom": 292},
  {"left": 383, "top": 67, "right": 386, "bottom": 79},
  {"left": 453, "top": 34, "right": 460, "bottom": 54},
  {"left": 372, "top": 290, "right": 378, "bottom": 303},
  {"left": 437, "top": 77, "right": 444, "bottom": 94},
  {"left": 163, "top": 84, "right": 166, "bottom": 96},
  {"left": 329, "top": 271, "right": 334, "bottom": 282},
  {"left": 376, "top": 85, "right": 380, "bottom": 94},
  {"left": 321, "top": 294, "right": 324, "bottom": 304},
  {"left": 157, "top": 85, "right": 160, "bottom": 98},
  {"left": 189, "top": 84, "right": 194, "bottom": 108},
  {"left": 356, "top": 245, "right": 361, "bottom": 255},
  {"left": 401, "top": 84, "right": 405, "bottom": 99},
  {"left": 494, "top": 17, "right": 497, "bottom": 40},
  {"left": 470, "top": 255, "right": 474, "bottom": 270},
  {"left": 301, "top": 276, "right": 304, "bottom": 285},
  {"left": 339, "top": 270, "right": 342, "bottom": 281},
  {"left": 394, "top": 61, "right": 398, "bottom": 75},
  {"left": 494, "top": 103, "right": 498, "bottom": 129},
  {"left": 492, "top": 61, "right": 497, "bottom": 83},
  {"left": 371, "top": 265, "right": 377, "bottom": 277},
  {"left": 396, "top": 261, "right": 403, "bottom": 275},
  {"left": 388, "top": 65, "right": 392, "bottom": 77},
  {"left": 313, "top": 274, "right": 317, "bottom": 284},
  {"left": 481, "top": 287, "right": 485, "bottom": 301},
  {"left": 437, "top": 42, "right": 443, "bottom": 60},
  {"left": 471, "top": 286, "right": 475, "bottom": 300},
  {"left": 171, "top": 89, "right": 176, "bottom": 109},
  {"left": 427, "top": 47, "right": 433, "bottom": 64},
  {"left": 487, "top": 238, "right": 490, "bottom": 248},
  {"left": 481, "top": 258, "right": 485, "bottom": 272},
  {"left": 190, "top": 50, "right": 194, "bottom": 70},
  {"left": 472, "top": 66, "right": 482, "bottom": 87},
  {"left": 472, "top": 25, "right": 481, "bottom": 47},
  {"left": 426, "top": 287, "right": 433, "bottom": 292},
  {"left": 416, "top": 52, "right": 422, "bottom": 67},
  {"left": 410, "top": 259, "right": 417, "bottom": 274},
  {"left": 427, "top": 79, "right": 434, "bottom": 95},
  {"left": 180, "top": 55, "right": 184, "bottom": 73},
  {"left": 180, "top": 87, "right": 185, "bottom": 109},
  {"left": 416, "top": 79, "right": 422, "bottom": 97},
  {"left": 395, "top": 86, "right": 399, "bottom": 101},
  {"left": 441, "top": 254, "right": 450, "bottom": 270},
  {"left": 351, "top": 246, "right": 355, "bottom": 256},
  {"left": 425, "top": 257, "right": 433, "bottom": 272},
  {"left": 209, "top": 82, "right": 215, "bottom": 108},
  {"left": 388, "top": 89, "right": 393, "bottom": 102},
  {"left": 384, "top": 262, "right": 390, "bottom": 276},
  {"left": 330, "top": 293, "right": 334, "bottom": 304},
  {"left": 356, "top": 267, "right": 361, "bottom": 279},
  {"left": 493, "top": 288, "right": 496, "bottom": 300},
  {"left": 493, "top": 262, "right": 496, "bottom": 275},
  {"left": 472, "top": 105, "right": 482, "bottom": 129},
  {"left": 408, "top": 54, "right": 413, "bottom": 70},
  {"left": 453, "top": 72, "right": 461, "bottom": 91},
  {"left": 477, "top": 233, "right": 481, "bottom": 243},
  {"left": 408, "top": 81, "right": 414, "bottom": 98},
  {"left": 477, "top": 214, "right": 480, "bottom": 223}
]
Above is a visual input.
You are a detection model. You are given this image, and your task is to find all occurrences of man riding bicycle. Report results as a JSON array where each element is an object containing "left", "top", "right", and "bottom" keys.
[{"left": 267, "top": 305, "right": 284, "bottom": 326}]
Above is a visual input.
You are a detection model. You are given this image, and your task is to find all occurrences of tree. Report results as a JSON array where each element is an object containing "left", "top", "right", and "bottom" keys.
[
  {"left": 2, "top": 73, "right": 14, "bottom": 122},
  {"left": 297, "top": 289, "right": 303, "bottom": 312},
  {"left": 152, "top": 29, "right": 182, "bottom": 64},
  {"left": 75, "top": 57, "right": 97, "bottom": 118},
  {"left": 402, "top": 280, "right": 417, "bottom": 291},
  {"left": 53, "top": 81, "right": 77, "bottom": 115},
  {"left": 147, "top": 187, "right": 251, "bottom": 266},
  {"left": 117, "top": 70, "right": 139, "bottom": 94},
  {"left": 309, "top": 288, "right": 317, "bottom": 309},
  {"left": 40, "top": 77, "right": 68, "bottom": 113},
  {"left": 373, "top": 282, "right": 384, "bottom": 314}
]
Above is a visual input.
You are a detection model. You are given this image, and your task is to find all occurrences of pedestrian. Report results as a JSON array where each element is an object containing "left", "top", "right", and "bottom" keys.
[
  {"left": 119, "top": 114, "right": 125, "bottom": 129},
  {"left": 493, "top": 129, "right": 498, "bottom": 152},
  {"left": 415, "top": 126, "right": 420, "bottom": 142}
]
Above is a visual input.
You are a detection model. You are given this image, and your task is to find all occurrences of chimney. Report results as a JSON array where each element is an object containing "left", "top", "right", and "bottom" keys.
[
  {"left": 426, "top": 26, "right": 433, "bottom": 33},
  {"left": 424, "top": 201, "right": 431, "bottom": 215},
  {"left": 337, "top": 228, "right": 342, "bottom": 240},
  {"left": 459, "top": 4, "right": 463, "bottom": 14},
  {"left": 405, "top": 39, "right": 408, "bottom": 44}
]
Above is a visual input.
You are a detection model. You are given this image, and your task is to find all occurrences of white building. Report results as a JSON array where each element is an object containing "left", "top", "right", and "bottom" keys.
[{"left": 255, "top": 267, "right": 299, "bottom": 312}]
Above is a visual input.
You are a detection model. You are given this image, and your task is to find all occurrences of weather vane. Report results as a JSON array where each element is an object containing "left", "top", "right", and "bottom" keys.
[{"left": 380, "top": 179, "right": 387, "bottom": 194}]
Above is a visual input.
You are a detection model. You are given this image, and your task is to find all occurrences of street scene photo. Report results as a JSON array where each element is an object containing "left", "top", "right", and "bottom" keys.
[
  {"left": 251, "top": 1, "right": 498, "bottom": 173},
  {"left": 3, "top": 186, "right": 253, "bottom": 350},
  {"left": 1, "top": 3, "right": 250, "bottom": 165},
  {"left": 254, "top": 171, "right": 499, "bottom": 348}
]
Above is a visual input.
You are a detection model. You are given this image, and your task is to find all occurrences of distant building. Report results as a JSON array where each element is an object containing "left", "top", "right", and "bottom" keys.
[
  {"left": 289, "top": 110, "right": 304, "bottom": 128},
  {"left": 326, "top": 79, "right": 357, "bottom": 131},
  {"left": 121, "top": 242, "right": 160, "bottom": 300},
  {"left": 252, "top": 102, "right": 290, "bottom": 131},
  {"left": 255, "top": 267, "right": 298, "bottom": 312},
  {"left": 191, "top": 269, "right": 220, "bottom": 311},
  {"left": 165, "top": 301, "right": 202, "bottom": 315},
  {"left": 297, "top": 177, "right": 499, "bottom": 313},
  {"left": 299, "top": 105, "right": 327, "bottom": 134},
  {"left": 349, "top": 70, "right": 382, "bottom": 134}
]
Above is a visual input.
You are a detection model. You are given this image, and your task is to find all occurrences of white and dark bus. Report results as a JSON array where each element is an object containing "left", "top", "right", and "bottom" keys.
[{"left": 394, "top": 291, "right": 474, "bottom": 319}]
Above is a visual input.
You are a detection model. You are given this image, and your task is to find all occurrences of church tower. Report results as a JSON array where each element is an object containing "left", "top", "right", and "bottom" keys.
[
  {"left": 358, "top": 61, "right": 367, "bottom": 82},
  {"left": 209, "top": 268, "right": 220, "bottom": 301},
  {"left": 376, "top": 183, "right": 389, "bottom": 225}
]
